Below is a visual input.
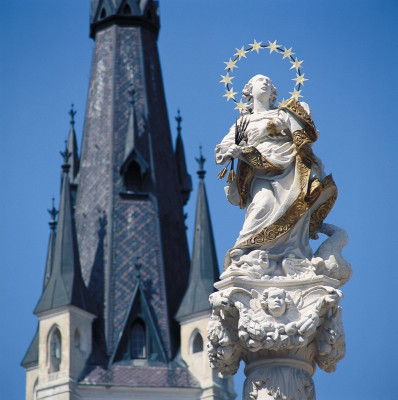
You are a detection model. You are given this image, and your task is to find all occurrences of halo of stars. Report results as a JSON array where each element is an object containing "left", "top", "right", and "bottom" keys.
[{"left": 220, "top": 40, "right": 308, "bottom": 113}]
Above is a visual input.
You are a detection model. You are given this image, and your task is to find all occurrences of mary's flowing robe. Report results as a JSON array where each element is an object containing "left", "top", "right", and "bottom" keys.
[{"left": 215, "top": 99, "right": 337, "bottom": 261}]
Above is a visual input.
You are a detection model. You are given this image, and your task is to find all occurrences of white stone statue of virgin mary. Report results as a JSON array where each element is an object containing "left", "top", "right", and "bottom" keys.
[{"left": 215, "top": 74, "right": 337, "bottom": 273}]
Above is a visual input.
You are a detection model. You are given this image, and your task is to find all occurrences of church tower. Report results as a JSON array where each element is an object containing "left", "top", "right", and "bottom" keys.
[{"left": 23, "top": 1, "right": 234, "bottom": 399}]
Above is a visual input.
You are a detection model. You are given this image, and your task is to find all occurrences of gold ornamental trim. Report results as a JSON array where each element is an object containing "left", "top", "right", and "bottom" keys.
[
  {"left": 266, "top": 120, "right": 279, "bottom": 135},
  {"left": 292, "top": 130, "right": 313, "bottom": 151},
  {"left": 236, "top": 161, "right": 255, "bottom": 209},
  {"left": 309, "top": 175, "right": 338, "bottom": 238},
  {"left": 241, "top": 147, "right": 284, "bottom": 172},
  {"left": 236, "top": 147, "right": 284, "bottom": 209},
  {"left": 296, "top": 155, "right": 311, "bottom": 191},
  {"left": 237, "top": 190, "right": 309, "bottom": 247},
  {"left": 279, "top": 98, "right": 317, "bottom": 138},
  {"left": 235, "top": 172, "right": 337, "bottom": 248},
  {"left": 236, "top": 153, "right": 312, "bottom": 247}
]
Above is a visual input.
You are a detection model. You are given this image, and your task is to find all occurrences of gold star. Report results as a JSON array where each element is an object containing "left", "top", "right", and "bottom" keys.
[
  {"left": 267, "top": 40, "right": 279, "bottom": 54},
  {"left": 234, "top": 98, "right": 248, "bottom": 112},
  {"left": 289, "top": 88, "right": 303, "bottom": 100},
  {"left": 249, "top": 39, "right": 263, "bottom": 54},
  {"left": 224, "top": 58, "right": 239, "bottom": 71},
  {"left": 234, "top": 46, "right": 248, "bottom": 60},
  {"left": 281, "top": 47, "right": 294, "bottom": 60},
  {"left": 292, "top": 73, "right": 308, "bottom": 86},
  {"left": 220, "top": 72, "right": 234, "bottom": 86},
  {"left": 223, "top": 88, "right": 238, "bottom": 101},
  {"left": 278, "top": 98, "right": 287, "bottom": 107},
  {"left": 290, "top": 57, "right": 304, "bottom": 71}
]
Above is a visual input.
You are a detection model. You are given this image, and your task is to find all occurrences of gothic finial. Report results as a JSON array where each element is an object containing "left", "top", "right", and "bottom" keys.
[
  {"left": 175, "top": 109, "right": 182, "bottom": 135},
  {"left": 195, "top": 146, "right": 206, "bottom": 179},
  {"left": 47, "top": 197, "right": 58, "bottom": 231},
  {"left": 60, "top": 140, "right": 72, "bottom": 173},
  {"left": 69, "top": 104, "right": 77, "bottom": 126}
]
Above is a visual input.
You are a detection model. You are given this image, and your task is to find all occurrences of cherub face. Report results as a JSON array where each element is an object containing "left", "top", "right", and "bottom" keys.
[{"left": 266, "top": 288, "right": 287, "bottom": 317}]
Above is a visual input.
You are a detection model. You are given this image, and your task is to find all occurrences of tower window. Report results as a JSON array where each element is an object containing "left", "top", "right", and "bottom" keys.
[
  {"left": 124, "top": 161, "right": 143, "bottom": 191},
  {"left": 123, "top": 4, "right": 132, "bottom": 15},
  {"left": 74, "top": 329, "right": 81, "bottom": 349},
  {"left": 74, "top": 328, "right": 87, "bottom": 352},
  {"left": 100, "top": 8, "right": 107, "bottom": 19},
  {"left": 192, "top": 332, "right": 203, "bottom": 353},
  {"left": 130, "top": 320, "right": 146, "bottom": 359},
  {"left": 49, "top": 328, "right": 62, "bottom": 372}
]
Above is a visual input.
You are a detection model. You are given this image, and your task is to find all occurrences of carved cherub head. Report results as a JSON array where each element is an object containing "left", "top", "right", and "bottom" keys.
[{"left": 261, "top": 287, "right": 291, "bottom": 317}]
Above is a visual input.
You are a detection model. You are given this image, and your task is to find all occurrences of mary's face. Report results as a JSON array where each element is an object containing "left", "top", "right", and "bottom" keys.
[{"left": 251, "top": 75, "right": 272, "bottom": 102}]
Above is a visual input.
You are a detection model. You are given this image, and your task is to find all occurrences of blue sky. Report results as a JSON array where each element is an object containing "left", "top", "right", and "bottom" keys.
[{"left": 1, "top": 1, "right": 398, "bottom": 399}]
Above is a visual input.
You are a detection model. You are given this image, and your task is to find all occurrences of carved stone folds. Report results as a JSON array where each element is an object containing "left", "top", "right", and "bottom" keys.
[{"left": 208, "top": 224, "right": 350, "bottom": 399}]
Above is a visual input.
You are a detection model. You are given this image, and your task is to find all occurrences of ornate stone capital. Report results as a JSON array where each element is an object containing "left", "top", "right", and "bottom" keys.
[{"left": 208, "top": 224, "right": 350, "bottom": 399}]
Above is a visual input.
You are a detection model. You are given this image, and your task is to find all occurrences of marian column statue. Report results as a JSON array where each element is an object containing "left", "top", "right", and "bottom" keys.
[{"left": 208, "top": 41, "right": 351, "bottom": 400}]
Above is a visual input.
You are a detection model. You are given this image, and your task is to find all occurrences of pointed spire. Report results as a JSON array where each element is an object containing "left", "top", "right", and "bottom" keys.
[
  {"left": 176, "top": 108, "right": 182, "bottom": 135},
  {"left": 67, "top": 104, "right": 80, "bottom": 182},
  {"left": 174, "top": 109, "right": 192, "bottom": 205},
  {"left": 48, "top": 197, "right": 58, "bottom": 232},
  {"left": 195, "top": 145, "right": 206, "bottom": 180},
  {"left": 176, "top": 148, "right": 219, "bottom": 320},
  {"left": 60, "top": 140, "right": 71, "bottom": 174},
  {"left": 43, "top": 198, "right": 58, "bottom": 290},
  {"left": 34, "top": 154, "right": 95, "bottom": 316}
]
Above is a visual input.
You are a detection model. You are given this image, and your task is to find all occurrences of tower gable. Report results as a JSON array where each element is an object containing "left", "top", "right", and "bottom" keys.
[{"left": 109, "top": 279, "right": 167, "bottom": 365}]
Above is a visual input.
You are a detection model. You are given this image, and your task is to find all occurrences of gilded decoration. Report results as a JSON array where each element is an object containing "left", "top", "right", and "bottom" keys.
[
  {"left": 236, "top": 161, "right": 255, "bottom": 209},
  {"left": 236, "top": 147, "right": 285, "bottom": 208},
  {"left": 222, "top": 93, "right": 339, "bottom": 249},
  {"left": 266, "top": 120, "right": 279, "bottom": 135},
  {"left": 241, "top": 147, "right": 284, "bottom": 172}
]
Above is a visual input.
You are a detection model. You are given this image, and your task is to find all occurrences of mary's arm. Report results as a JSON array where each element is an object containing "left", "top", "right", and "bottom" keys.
[
  {"left": 276, "top": 101, "right": 325, "bottom": 176},
  {"left": 266, "top": 101, "right": 313, "bottom": 137},
  {"left": 215, "top": 124, "right": 242, "bottom": 165}
]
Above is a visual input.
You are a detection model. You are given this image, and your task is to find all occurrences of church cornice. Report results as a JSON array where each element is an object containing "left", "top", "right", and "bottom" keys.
[{"left": 35, "top": 304, "right": 97, "bottom": 321}]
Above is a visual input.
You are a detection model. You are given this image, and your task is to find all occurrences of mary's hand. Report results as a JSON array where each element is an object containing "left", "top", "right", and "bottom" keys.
[
  {"left": 267, "top": 117, "right": 289, "bottom": 136},
  {"left": 226, "top": 144, "right": 242, "bottom": 159}
]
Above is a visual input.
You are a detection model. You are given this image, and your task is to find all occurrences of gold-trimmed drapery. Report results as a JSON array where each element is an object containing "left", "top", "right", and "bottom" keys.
[
  {"left": 234, "top": 98, "right": 337, "bottom": 248},
  {"left": 236, "top": 147, "right": 284, "bottom": 209}
]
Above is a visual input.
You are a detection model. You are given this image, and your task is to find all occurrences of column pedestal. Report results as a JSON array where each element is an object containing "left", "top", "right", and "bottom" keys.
[{"left": 207, "top": 228, "right": 350, "bottom": 400}]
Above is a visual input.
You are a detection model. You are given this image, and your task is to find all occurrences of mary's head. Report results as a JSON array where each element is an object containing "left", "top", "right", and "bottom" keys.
[{"left": 242, "top": 75, "right": 278, "bottom": 112}]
